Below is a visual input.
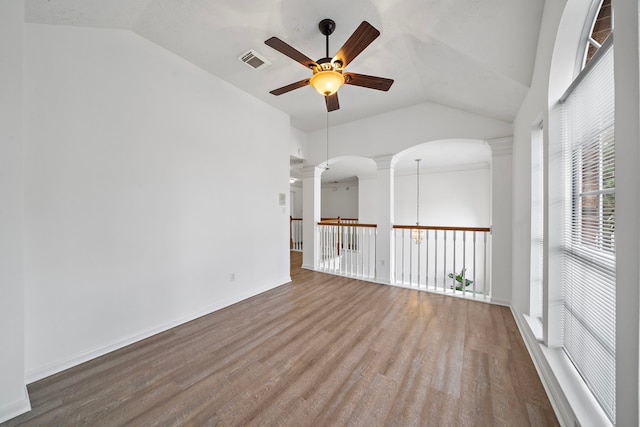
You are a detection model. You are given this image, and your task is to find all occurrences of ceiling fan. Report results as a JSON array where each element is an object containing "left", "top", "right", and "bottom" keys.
[{"left": 264, "top": 19, "right": 394, "bottom": 112}]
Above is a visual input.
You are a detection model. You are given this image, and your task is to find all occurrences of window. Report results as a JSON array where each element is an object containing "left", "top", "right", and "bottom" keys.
[
  {"left": 561, "top": 38, "right": 615, "bottom": 422},
  {"left": 582, "top": 0, "right": 612, "bottom": 69}
]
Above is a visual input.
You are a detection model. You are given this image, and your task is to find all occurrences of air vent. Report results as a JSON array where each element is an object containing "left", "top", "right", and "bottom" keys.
[{"left": 239, "top": 49, "right": 272, "bottom": 70}]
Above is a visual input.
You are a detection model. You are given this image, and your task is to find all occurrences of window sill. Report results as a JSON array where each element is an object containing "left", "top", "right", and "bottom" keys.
[{"left": 523, "top": 314, "right": 543, "bottom": 342}]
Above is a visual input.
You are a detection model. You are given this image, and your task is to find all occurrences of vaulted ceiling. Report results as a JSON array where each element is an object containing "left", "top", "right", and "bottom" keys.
[{"left": 26, "top": 0, "right": 545, "bottom": 132}]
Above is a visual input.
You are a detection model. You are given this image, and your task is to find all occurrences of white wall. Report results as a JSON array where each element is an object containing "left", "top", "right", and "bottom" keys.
[
  {"left": 321, "top": 183, "right": 359, "bottom": 218},
  {"left": 512, "top": 0, "right": 578, "bottom": 317},
  {"left": 289, "top": 184, "right": 303, "bottom": 218},
  {"left": 23, "top": 24, "right": 291, "bottom": 381},
  {"left": 305, "top": 101, "right": 513, "bottom": 167},
  {"left": 488, "top": 140, "right": 513, "bottom": 306},
  {"left": 357, "top": 176, "right": 377, "bottom": 224},
  {"left": 289, "top": 127, "right": 307, "bottom": 160},
  {"left": 394, "top": 167, "right": 490, "bottom": 227},
  {"left": 0, "top": 1, "right": 30, "bottom": 423},
  {"left": 610, "top": 0, "right": 640, "bottom": 420},
  {"left": 609, "top": 1, "right": 640, "bottom": 424}
]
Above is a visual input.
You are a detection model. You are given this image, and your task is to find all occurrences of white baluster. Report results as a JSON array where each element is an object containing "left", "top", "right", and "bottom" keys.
[
  {"left": 462, "top": 231, "right": 467, "bottom": 296},
  {"left": 484, "top": 232, "right": 488, "bottom": 297},
  {"left": 473, "top": 231, "right": 477, "bottom": 296},
  {"left": 425, "top": 229, "right": 429, "bottom": 290}
]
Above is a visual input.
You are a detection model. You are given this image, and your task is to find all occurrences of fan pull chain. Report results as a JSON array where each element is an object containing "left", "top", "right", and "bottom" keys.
[
  {"left": 325, "top": 111, "right": 330, "bottom": 170},
  {"left": 416, "top": 159, "right": 421, "bottom": 226}
]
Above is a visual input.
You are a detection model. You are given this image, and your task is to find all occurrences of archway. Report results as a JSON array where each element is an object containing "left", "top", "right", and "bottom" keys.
[
  {"left": 319, "top": 155, "right": 376, "bottom": 220},
  {"left": 390, "top": 139, "right": 493, "bottom": 295},
  {"left": 393, "top": 139, "right": 491, "bottom": 227}
]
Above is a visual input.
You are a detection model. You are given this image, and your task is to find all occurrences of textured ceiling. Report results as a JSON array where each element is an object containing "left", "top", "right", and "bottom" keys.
[{"left": 26, "top": 0, "right": 545, "bottom": 132}]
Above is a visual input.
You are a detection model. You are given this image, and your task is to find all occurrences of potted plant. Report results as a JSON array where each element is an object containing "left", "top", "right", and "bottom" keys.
[{"left": 448, "top": 268, "right": 473, "bottom": 291}]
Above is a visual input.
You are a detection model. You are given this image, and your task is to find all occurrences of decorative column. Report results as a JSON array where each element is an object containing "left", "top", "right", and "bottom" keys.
[
  {"left": 301, "top": 165, "right": 323, "bottom": 270},
  {"left": 373, "top": 155, "right": 398, "bottom": 284},
  {"left": 356, "top": 172, "right": 377, "bottom": 225},
  {"left": 487, "top": 137, "right": 513, "bottom": 305}
]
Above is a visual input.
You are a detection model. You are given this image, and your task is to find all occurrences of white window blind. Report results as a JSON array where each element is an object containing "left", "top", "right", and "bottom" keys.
[
  {"left": 561, "top": 41, "right": 615, "bottom": 423},
  {"left": 530, "top": 123, "right": 544, "bottom": 321}
]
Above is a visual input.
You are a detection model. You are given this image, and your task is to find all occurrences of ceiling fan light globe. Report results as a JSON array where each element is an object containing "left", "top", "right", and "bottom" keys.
[{"left": 310, "top": 70, "right": 344, "bottom": 96}]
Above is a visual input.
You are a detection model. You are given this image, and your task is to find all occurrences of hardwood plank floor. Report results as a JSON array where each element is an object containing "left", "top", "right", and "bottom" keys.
[{"left": 3, "top": 252, "right": 558, "bottom": 426}]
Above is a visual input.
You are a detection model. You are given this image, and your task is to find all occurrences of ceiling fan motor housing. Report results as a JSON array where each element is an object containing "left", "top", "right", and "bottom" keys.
[{"left": 315, "top": 57, "right": 342, "bottom": 73}]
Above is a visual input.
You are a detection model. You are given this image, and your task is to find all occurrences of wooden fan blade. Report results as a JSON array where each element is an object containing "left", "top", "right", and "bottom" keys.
[
  {"left": 265, "top": 37, "right": 318, "bottom": 69},
  {"left": 325, "top": 93, "right": 340, "bottom": 112},
  {"left": 333, "top": 21, "right": 380, "bottom": 68},
  {"left": 344, "top": 73, "right": 394, "bottom": 91},
  {"left": 269, "top": 79, "right": 311, "bottom": 96}
]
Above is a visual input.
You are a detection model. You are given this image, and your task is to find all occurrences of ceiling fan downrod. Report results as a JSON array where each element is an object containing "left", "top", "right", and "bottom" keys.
[{"left": 319, "top": 19, "right": 336, "bottom": 61}]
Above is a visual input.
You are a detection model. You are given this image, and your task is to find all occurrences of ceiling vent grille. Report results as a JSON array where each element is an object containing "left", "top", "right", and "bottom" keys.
[{"left": 239, "top": 49, "right": 272, "bottom": 70}]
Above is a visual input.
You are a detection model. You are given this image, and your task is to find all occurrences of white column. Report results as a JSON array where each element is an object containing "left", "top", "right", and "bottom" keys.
[
  {"left": 373, "top": 155, "right": 398, "bottom": 284},
  {"left": 545, "top": 107, "right": 564, "bottom": 348},
  {"left": 0, "top": 0, "right": 30, "bottom": 423},
  {"left": 357, "top": 172, "right": 377, "bottom": 224},
  {"left": 487, "top": 137, "right": 513, "bottom": 305},
  {"left": 612, "top": 0, "right": 639, "bottom": 424},
  {"left": 301, "top": 166, "right": 323, "bottom": 270}
]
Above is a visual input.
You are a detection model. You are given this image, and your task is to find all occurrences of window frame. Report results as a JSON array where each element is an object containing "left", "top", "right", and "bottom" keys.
[
  {"left": 560, "top": 37, "right": 616, "bottom": 423},
  {"left": 577, "top": 0, "right": 613, "bottom": 72}
]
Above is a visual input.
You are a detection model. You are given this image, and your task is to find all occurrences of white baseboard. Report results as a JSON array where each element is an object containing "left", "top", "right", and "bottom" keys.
[
  {"left": 25, "top": 277, "right": 291, "bottom": 383},
  {"left": 0, "top": 386, "right": 31, "bottom": 424},
  {"left": 489, "top": 296, "right": 511, "bottom": 306}
]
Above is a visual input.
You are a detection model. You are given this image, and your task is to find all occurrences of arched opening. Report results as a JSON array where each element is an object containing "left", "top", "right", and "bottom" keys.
[
  {"left": 394, "top": 139, "right": 491, "bottom": 227},
  {"left": 391, "top": 139, "right": 492, "bottom": 297},
  {"left": 319, "top": 155, "right": 376, "bottom": 220}
]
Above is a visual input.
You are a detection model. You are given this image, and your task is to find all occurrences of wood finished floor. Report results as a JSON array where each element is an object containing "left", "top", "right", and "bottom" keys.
[{"left": 4, "top": 252, "right": 558, "bottom": 426}]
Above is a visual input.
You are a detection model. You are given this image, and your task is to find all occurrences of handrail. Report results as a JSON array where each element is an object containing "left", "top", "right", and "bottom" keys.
[
  {"left": 321, "top": 217, "right": 358, "bottom": 221},
  {"left": 319, "top": 219, "right": 370, "bottom": 257},
  {"left": 394, "top": 225, "right": 490, "bottom": 233},
  {"left": 318, "top": 222, "right": 377, "bottom": 228}
]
